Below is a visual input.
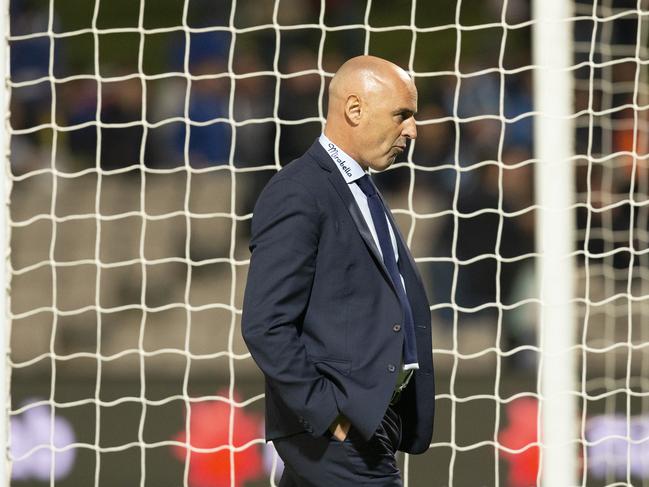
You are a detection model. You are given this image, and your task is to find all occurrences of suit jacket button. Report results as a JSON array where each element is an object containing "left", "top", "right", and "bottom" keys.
[
  {"left": 387, "top": 363, "right": 396, "bottom": 373},
  {"left": 392, "top": 324, "right": 401, "bottom": 332}
]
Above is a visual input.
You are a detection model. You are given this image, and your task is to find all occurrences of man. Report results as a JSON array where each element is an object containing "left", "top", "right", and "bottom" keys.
[{"left": 241, "top": 55, "right": 435, "bottom": 486}]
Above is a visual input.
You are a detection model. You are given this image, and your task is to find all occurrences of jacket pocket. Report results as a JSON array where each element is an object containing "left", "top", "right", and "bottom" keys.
[{"left": 310, "top": 355, "right": 352, "bottom": 376}]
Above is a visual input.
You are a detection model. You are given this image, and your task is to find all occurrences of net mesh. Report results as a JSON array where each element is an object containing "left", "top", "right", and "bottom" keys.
[{"left": 5, "top": 0, "right": 649, "bottom": 486}]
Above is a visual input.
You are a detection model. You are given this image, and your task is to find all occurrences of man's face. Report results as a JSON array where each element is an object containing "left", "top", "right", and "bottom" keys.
[{"left": 358, "top": 77, "right": 418, "bottom": 171}]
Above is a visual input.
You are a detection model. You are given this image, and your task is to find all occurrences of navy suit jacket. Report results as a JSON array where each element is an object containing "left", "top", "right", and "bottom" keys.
[{"left": 241, "top": 140, "right": 435, "bottom": 454}]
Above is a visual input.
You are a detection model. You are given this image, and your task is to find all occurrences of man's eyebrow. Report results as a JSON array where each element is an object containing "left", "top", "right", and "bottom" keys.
[{"left": 393, "top": 108, "right": 417, "bottom": 116}]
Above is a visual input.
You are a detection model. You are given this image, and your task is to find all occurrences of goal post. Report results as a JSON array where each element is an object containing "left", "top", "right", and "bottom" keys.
[{"left": 532, "top": 0, "right": 578, "bottom": 485}]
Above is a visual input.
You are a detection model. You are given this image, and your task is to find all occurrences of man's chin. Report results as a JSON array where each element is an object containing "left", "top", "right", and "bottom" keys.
[
  {"left": 369, "top": 155, "right": 399, "bottom": 172},
  {"left": 369, "top": 160, "right": 391, "bottom": 172}
]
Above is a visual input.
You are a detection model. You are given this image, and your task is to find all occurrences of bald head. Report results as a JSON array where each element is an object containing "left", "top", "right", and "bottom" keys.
[
  {"left": 328, "top": 56, "right": 412, "bottom": 109},
  {"left": 324, "top": 55, "right": 417, "bottom": 171}
]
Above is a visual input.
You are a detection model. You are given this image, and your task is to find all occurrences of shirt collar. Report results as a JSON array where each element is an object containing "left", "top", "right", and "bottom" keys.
[{"left": 318, "top": 133, "right": 366, "bottom": 183}]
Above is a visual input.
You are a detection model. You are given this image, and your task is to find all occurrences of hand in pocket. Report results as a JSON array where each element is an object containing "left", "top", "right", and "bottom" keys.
[{"left": 328, "top": 414, "right": 352, "bottom": 441}]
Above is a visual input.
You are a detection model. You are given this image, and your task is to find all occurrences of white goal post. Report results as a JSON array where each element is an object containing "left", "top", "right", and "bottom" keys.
[{"left": 533, "top": 0, "right": 578, "bottom": 485}]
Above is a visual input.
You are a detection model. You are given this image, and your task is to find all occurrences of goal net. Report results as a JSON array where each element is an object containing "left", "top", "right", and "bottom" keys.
[{"left": 5, "top": 0, "right": 649, "bottom": 486}]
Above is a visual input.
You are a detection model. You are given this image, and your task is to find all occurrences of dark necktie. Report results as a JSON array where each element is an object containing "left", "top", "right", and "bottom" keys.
[{"left": 356, "top": 174, "right": 418, "bottom": 368}]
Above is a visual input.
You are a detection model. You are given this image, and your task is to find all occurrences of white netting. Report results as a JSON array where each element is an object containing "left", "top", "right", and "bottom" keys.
[{"left": 5, "top": 0, "right": 649, "bottom": 486}]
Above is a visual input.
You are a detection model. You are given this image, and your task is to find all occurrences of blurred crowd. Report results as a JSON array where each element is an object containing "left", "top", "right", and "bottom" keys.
[{"left": 9, "top": 0, "right": 648, "bottom": 366}]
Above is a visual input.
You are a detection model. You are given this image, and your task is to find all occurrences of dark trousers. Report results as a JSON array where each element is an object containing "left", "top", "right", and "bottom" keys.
[{"left": 273, "top": 405, "right": 402, "bottom": 486}]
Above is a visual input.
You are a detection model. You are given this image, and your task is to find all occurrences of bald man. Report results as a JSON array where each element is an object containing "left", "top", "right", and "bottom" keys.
[{"left": 242, "top": 56, "right": 435, "bottom": 486}]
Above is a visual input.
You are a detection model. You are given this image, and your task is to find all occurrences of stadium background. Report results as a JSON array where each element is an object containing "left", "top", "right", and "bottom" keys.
[{"left": 7, "top": 0, "right": 648, "bottom": 486}]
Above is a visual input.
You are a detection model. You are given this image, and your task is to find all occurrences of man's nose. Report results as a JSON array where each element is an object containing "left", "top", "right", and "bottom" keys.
[{"left": 403, "top": 117, "right": 417, "bottom": 140}]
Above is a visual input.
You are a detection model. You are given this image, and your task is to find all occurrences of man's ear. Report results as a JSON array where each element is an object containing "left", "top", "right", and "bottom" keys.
[{"left": 345, "top": 94, "right": 362, "bottom": 126}]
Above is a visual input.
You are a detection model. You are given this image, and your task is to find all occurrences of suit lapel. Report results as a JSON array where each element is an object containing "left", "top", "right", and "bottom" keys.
[
  {"left": 307, "top": 141, "right": 397, "bottom": 295},
  {"left": 326, "top": 170, "right": 398, "bottom": 295}
]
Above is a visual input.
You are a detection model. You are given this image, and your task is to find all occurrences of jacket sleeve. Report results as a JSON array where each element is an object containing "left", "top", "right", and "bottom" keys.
[{"left": 241, "top": 176, "right": 339, "bottom": 437}]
